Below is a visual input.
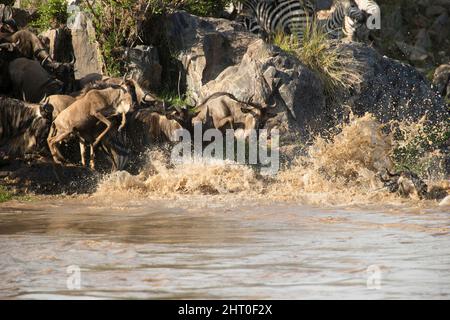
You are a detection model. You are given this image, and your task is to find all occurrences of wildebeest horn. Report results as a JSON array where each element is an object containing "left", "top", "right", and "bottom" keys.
[
  {"left": 121, "top": 72, "right": 129, "bottom": 84},
  {"left": 13, "top": 39, "right": 20, "bottom": 47},
  {"left": 69, "top": 52, "right": 76, "bottom": 65},
  {"left": 39, "top": 94, "right": 49, "bottom": 105},
  {"left": 143, "top": 92, "right": 159, "bottom": 103},
  {"left": 174, "top": 105, "right": 182, "bottom": 113}
]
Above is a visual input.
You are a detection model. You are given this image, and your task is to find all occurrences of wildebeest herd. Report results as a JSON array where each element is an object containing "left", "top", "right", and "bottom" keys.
[{"left": 0, "top": 19, "right": 273, "bottom": 173}]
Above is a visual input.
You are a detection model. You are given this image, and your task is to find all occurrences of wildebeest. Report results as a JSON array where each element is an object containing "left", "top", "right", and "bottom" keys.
[
  {"left": 73, "top": 77, "right": 164, "bottom": 112},
  {"left": 0, "top": 45, "right": 17, "bottom": 93},
  {"left": 0, "top": 30, "right": 69, "bottom": 66},
  {"left": 76, "top": 73, "right": 103, "bottom": 90},
  {"left": 0, "top": 96, "right": 52, "bottom": 157},
  {"left": 0, "top": 22, "right": 16, "bottom": 34},
  {"left": 98, "top": 77, "right": 163, "bottom": 108},
  {"left": 0, "top": 29, "right": 50, "bottom": 60},
  {"left": 97, "top": 108, "right": 186, "bottom": 173},
  {"left": 1, "top": 29, "right": 76, "bottom": 92},
  {"left": 131, "top": 109, "right": 184, "bottom": 144},
  {"left": 45, "top": 94, "right": 76, "bottom": 119},
  {"left": 8, "top": 57, "right": 64, "bottom": 103},
  {"left": 192, "top": 92, "right": 265, "bottom": 139},
  {"left": 47, "top": 86, "right": 133, "bottom": 169},
  {"left": 120, "top": 78, "right": 163, "bottom": 108},
  {"left": 379, "top": 170, "right": 429, "bottom": 199},
  {"left": 42, "top": 93, "right": 131, "bottom": 171},
  {"left": 0, "top": 4, "right": 16, "bottom": 34}
]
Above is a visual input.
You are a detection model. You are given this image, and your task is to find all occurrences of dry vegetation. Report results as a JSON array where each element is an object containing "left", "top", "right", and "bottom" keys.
[{"left": 272, "top": 19, "right": 365, "bottom": 97}]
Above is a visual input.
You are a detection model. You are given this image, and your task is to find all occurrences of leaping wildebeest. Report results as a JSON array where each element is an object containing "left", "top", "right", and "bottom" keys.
[
  {"left": 72, "top": 77, "right": 164, "bottom": 111},
  {"left": 47, "top": 85, "right": 133, "bottom": 169},
  {"left": 97, "top": 77, "right": 163, "bottom": 109},
  {"left": 43, "top": 92, "right": 130, "bottom": 171}
]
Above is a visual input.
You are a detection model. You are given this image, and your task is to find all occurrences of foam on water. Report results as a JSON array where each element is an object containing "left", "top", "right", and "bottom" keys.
[{"left": 95, "top": 114, "right": 449, "bottom": 207}]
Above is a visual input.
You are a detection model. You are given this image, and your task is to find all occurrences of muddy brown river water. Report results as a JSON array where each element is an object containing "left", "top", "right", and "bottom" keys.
[
  {"left": 1, "top": 115, "right": 449, "bottom": 299},
  {"left": 0, "top": 197, "right": 449, "bottom": 299}
]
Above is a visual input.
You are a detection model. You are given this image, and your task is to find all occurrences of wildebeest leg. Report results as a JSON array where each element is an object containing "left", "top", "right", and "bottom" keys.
[
  {"left": 47, "top": 125, "right": 63, "bottom": 164},
  {"left": 79, "top": 141, "right": 87, "bottom": 167},
  {"left": 215, "top": 116, "right": 234, "bottom": 130},
  {"left": 92, "top": 112, "right": 112, "bottom": 148},
  {"left": 118, "top": 112, "right": 126, "bottom": 132},
  {"left": 48, "top": 132, "right": 70, "bottom": 164},
  {"left": 89, "top": 144, "right": 95, "bottom": 170}
]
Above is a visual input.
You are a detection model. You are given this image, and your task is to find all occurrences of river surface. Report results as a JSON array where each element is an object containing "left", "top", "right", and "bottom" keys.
[{"left": 0, "top": 197, "right": 449, "bottom": 299}]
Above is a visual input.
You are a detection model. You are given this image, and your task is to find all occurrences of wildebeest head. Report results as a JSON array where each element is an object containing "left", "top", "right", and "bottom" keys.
[
  {"left": 116, "top": 86, "right": 134, "bottom": 113},
  {"left": 121, "top": 78, "right": 164, "bottom": 110},
  {"left": 44, "top": 54, "right": 76, "bottom": 93},
  {"left": 165, "top": 105, "right": 191, "bottom": 131},
  {"left": 39, "top": 96, "right": 54, "bottom": 121},
  {"left": 0, "top": 20, "right": 17, "bottom": 34}
]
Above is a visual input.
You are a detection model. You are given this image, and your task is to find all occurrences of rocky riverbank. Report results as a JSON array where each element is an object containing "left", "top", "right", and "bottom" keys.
[{"left": 0, "top": 1, "right": 449, "bottom": 199}]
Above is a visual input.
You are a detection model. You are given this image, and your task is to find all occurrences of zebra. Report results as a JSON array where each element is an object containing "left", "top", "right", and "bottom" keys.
[
  {"left": 328, "top": 0, "right": 380, "bottom": 42},
  {"left": 349, "top": 0, "right": 381, "bottom": 41},
  {"left": 355, "top": 0, "right": 381, "bottom": 30},
  {"left": 322, "top": 0, "right": 368, "bottom": 40},
  {"left": 230, "top": 0, "right": 317, "bottom": 41},
  {"left": 229, "top": 0, "right": 367, "bottom": 42}
]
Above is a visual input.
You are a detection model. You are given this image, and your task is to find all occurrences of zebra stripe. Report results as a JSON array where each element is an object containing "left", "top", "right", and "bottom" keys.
[
  {"left": 355, "top": 0, "right": 381, "bottom": 30},
  {"left": 233, "top": 0, "right": 369, "bottom": 42},
  {"left": 229, "top": 0, "right": 259, "bottom": 16},
  {"left": 237, "top": 15, "right": 263, "bottom": 35},
  {"left": 355, "top": 0, "right": 380, "bottom": 19},
  {"left": 323, "top": 0, "right": 366, "bottom": 39},
  {"left": 236, "top": 0, "right": 316, "bottom": 40}
]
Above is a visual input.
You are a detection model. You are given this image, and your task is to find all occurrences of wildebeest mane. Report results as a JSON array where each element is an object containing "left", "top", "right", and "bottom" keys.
[
  {"left": 77, "top": 81, "right": 125, "bottom": 99},
  {"left": 0, "top": 96, "right": 51, "bottom": 156}
]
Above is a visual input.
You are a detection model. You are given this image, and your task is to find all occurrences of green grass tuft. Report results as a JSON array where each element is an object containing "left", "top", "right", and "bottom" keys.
[
  {"left": 30, "top": 0, "right": 68, "bottom": 31},
  {"left": 272, "top": 19, "right": 365, "bottom": 98},
  {"left": 0, "top": 186, "right": 13, "bottom": 203}
]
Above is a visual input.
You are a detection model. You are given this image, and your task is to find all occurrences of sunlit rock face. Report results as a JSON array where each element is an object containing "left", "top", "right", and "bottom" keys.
[
  {"left": 162, "top": 11, "right": 446, "bottom": 144},
  {"left": 67, "top": 11, "right": 103, "bottom": 78},
  {"left": 164, "top": 11, "right": 258, "bottom": 100},
  {"left": 196, "top": 40, "right": 326, "bottom": 142},
  {"left": 124, "top": 45, "right": 162, "bottom": 92}
]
